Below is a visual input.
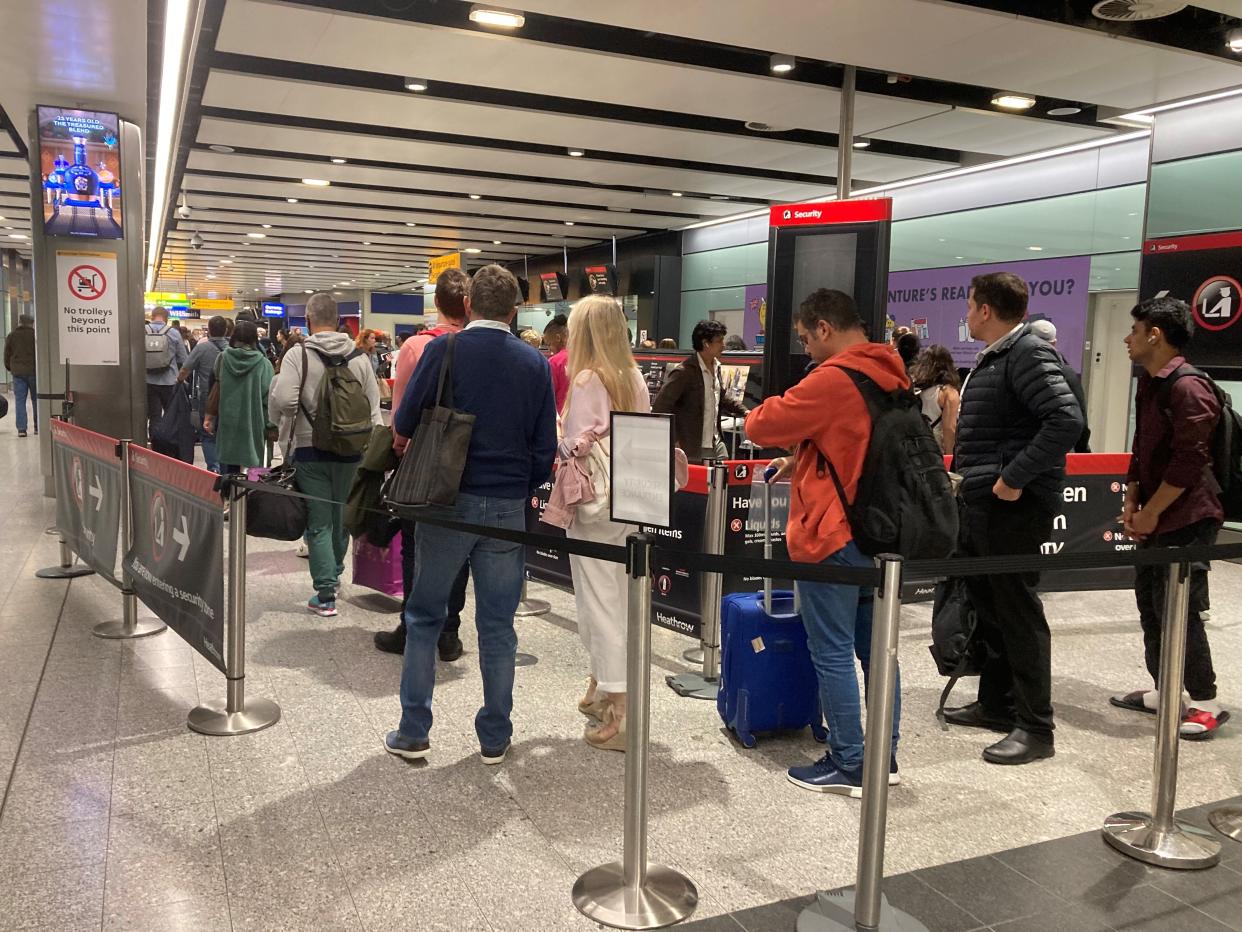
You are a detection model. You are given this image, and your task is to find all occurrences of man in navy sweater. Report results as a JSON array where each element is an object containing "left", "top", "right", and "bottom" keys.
[{"left": 386, "top": 265, "right": 557, "bottom": 765}]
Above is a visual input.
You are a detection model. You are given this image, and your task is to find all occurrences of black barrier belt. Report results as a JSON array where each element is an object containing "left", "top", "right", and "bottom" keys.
[
  {"left": 904, "top": 540, "right": 1242, "bottom": 581},
  {"left": 223, "top": 475, "right": 629, "bottom": 565},
  {"left": 660, "top": 546, "right": 883, "bottom": 588}
]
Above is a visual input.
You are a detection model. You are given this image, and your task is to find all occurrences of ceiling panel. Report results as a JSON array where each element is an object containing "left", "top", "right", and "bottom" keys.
[{"left": 869, "top": 107, "right": 1119, "bottom": 156}]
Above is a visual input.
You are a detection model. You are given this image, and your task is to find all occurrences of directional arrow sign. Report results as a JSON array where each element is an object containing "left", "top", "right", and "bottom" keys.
[
  {"left": 171, "top": 515, "right": 191, "bottom": 562},
  {"left": 90, "top": 476, "right": 104, "bottom": 512}
]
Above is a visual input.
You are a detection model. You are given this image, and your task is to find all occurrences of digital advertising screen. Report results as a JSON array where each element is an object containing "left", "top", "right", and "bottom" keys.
[
  {"left": 540, "top": 271, "right": 565, "bottom": 302},
  {"left": 37, "top": 106, "right": 123, "bottom": 240}
]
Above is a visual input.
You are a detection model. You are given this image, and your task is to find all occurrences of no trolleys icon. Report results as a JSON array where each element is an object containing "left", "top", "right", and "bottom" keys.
[{"left": 68, "top": 264, "right": 107, "bottom": 302}]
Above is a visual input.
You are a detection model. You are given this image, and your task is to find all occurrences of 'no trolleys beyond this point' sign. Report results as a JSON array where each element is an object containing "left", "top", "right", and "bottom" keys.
[{"left": 56, "top": 250, "right": 120, "bottom": 365}]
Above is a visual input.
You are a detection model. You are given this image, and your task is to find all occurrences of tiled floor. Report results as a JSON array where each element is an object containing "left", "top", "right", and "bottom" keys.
[{"left": 2, "top": 415, "right": 1242, "bottom": 931}]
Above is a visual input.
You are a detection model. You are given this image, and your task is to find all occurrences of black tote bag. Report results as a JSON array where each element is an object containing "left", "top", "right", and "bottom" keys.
[{"left": 387, "top": 332, "right": 475, "bottom": 509}]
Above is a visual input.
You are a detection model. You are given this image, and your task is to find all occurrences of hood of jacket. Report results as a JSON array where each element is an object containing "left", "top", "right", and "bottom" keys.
[
  {"left": 221, "top": 346, "right": 267, "bottom": 378},
  {"left": 817, "top": 340, "right": 910, "bottom": 390},
  {"left": 208, "top": 336, "right": 229, "bottom": 352},
  {"left": 305, "top": 331, "right": 357, "bottom": 359}
]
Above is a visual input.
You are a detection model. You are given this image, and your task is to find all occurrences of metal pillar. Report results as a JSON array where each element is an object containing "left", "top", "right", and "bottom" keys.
[
  {"left": 93, "top": 440, "right": 165, "bottom": 639},
  {"left": 798, "top": 556, "right": 928, "bottom": 932},
  {"left": 188, "top": 483, "right": 281, "bottom": 736},
  {"left": 573, "top": 535, "right": 698, "bottom": 929},
  {"left": 1103, "top": 563, "right": 1220, "bottom": 869},
  {"left": 667, "top": 463, "right": 727, "bottom": 699},
  {"left": 837, "top": 65, "right": 856, "bottom": 200}
]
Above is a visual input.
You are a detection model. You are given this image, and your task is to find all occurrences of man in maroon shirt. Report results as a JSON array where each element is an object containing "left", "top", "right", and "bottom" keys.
[{"left": 1113, "top": 296, "right": 1227, "bottom": 739}]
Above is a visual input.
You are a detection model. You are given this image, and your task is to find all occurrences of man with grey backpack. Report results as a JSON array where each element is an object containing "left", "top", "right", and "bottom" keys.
[
  {"left": 145, "top": 306, "right": 188, "bottom": 451},
  {"left": 269, "top": 292, "right": 381, "bottom": 617}
]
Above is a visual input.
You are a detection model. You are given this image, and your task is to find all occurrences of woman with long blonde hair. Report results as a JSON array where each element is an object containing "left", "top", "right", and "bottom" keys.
[{"left": 560, "top": 295, "right": 649, "bottom": 751}]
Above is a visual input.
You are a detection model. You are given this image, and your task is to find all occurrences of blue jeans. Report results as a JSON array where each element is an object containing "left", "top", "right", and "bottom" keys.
[
  {"left": 797, "top": 541, "right": 901, "bottom": 773},
  {"left": 398, "top": 493, "right": 525, "bottom": 749},
  {"left": 13, "top": 375, "right": 35, "bottom": 433},
  {"left": 198, "top": 426, "right": 219, "bottom": 473}
]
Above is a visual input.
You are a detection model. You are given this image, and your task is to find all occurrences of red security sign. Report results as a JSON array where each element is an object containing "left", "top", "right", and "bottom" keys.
[
  {"left": 67, "top": 264, "right": 107, "bottom": 301},
  {"left": 1192, "top": 276, "right": 1241, "bottom": 332}
]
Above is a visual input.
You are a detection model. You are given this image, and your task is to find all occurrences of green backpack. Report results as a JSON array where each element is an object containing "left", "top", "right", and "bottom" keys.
[{"left": 298, "top": 344, "right": 373, "bottom": 456}]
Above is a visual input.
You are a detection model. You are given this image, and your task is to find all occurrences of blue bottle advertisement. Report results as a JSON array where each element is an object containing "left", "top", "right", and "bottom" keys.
[{"left": 37, "top": 106, "right": 123, "bottom": 239}]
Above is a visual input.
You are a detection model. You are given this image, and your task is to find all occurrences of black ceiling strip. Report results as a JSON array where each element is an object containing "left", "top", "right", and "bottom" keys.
[
  {"left": 0, "top": 105, "right": 28, "bottom": 160},
  {"left": 164, "top": 233, "right": 525, "bottom": 262},
  {"left": 171, "top": 216, "right": 546, "bottom": 252},
  {"left": 279, "top": 0, "right": 1109, "bottom": 127},
  {"left": 210, "top": 50, "right": 969, "bottom": 166},
  {"left": 198, "top": 106, "right": 846, "bottom": 187},
  {"left": 946, "top": 1, "right": 1241, "bottom": 62},
  {"left": 189, "top": 142, "right": 765, "bottom": 210}
]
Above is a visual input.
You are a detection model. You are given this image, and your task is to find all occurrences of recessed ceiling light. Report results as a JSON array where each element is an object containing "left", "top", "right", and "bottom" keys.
[
  {"left": 209, "top": 144, "right": 235, "bottom": 153},
  {"left": 954, "top": 256, "right": 965, "bottom": 260},
  {"left": 287, "top": 198, "right": 298, "bottom": 203},
  {"left": 1027, "top": 245, "right": 1043, "bottom": 251},
  {"left": 205, "top": 273, "right": 215, "bottom": 279},
  {"left": 220, "top": 259, "right": 232, "bottom": 264},
  {"left": 464, "top": 247, "right": 482, "bottom": 254},
  {"left": 229, "top": 254, "right": 236, "bottom": 258},
  {"left": 468, "top": 5, "right": 525, "bottom": 28},
  {"left": 8, "top": 233, "right": 27, "bottom": 239},
  {"left": 330, "top": 158, "right": 347, "bottom": 165},
  {"left": 992, "top": 92, "right": 1037, "bottom": 110},
  {"left": 247, "top": 232, "right": 266, "bottom": 238},
  {"left": 670, "top": 191, "right": 683, "bottom": 197},
  {"left": 1047, "top": 106, "right": 1083, "bottom": 117},
  {"left": 362, "top": 241, "right": 371, "bottom": 245},
  {"left": 406, "top": 222, "right": 417, "bottom": 227},
  {"left": 492, "top": 240, "right": 502, "bottom": 245},
  {"left": 262, "top": 223, "right": 272, "bottom": 228},
  {"left": 469, "top": 194, "right": 481, "bottom": 200},
  {"left": 709, "top": 195, "right": 730, "bottom": 201},
  {"left": 852, "top": 139, "right": 871, "bottom": 149},
  {"left": 567, "top": 147, "right": 585, "bottom": 157},
  {"left": 564, "top": 221, "right": 575, "bottom": 226},
  {"left": 1227, "top": 27, "right": 1242, "bottom": 53},
  {"left": 304, "top": 289, "right": 313, "bottom": 294},
  {"left": 1115, "top": 267, "right": 1123, "bottom": 271},
  {"left": 404, "top": 77, "right": 429, "bottom": 92},
  {"left": 770, "top": 53, "right": 795, "bottom": 74},
  {"left": 339, "top": 281, "right": 351, "bottom": 286},
  {"left": 301, "top": 178, "right": 331, "bottom": 187}
]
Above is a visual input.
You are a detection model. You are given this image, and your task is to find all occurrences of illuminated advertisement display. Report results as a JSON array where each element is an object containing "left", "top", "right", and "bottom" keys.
[{"left": 37, "top": 106, "right": 123, "bottom": 240}]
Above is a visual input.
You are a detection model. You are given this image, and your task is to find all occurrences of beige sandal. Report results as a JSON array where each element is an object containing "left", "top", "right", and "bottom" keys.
[
  {"left": 578, "top": 676, "right": 609, "bottom": 721},
  {"left": 585, "top": 696, "right": 626, "bottom": 752}
]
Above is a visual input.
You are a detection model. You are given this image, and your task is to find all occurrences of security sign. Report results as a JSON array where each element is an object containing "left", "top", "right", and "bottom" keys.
[
  {"left": 1193, "top": 276, "right": 1240, "bottom": 332},
  {"left": 1141, "top": 231, "right": 1242, "bottom": 367},
  {"left": 125, "top": 446, "right": 226, "bottom": 672},
  {"left": 55, "top": 251, "right": 120, "bottom": 365},
  {"left": 49, "top": 420, "right": 122, "bottom": 583}
]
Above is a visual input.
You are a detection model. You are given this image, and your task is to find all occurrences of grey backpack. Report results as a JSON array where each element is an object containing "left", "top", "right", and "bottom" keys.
[{"left": 144, "top": 324, "right": 174, "bottom": 372}]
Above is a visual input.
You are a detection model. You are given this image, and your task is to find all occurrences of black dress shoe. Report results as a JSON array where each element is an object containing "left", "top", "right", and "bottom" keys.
[
  {"left": 373, "top": 623, "right": 405, "bottom": 655},
  {"left": 438, "top": 631, "right": 463, "bottom": 662},
  {"left": 983, "top": 728, "right": 1055, "bottom": 765},
  {"left": 943, "top": 701, "right": 1015, "bottom": 733}
]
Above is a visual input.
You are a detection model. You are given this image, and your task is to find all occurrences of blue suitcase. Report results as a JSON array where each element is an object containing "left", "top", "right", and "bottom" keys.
[{"left": 717, "top": 481, "right": 827, "bottom": 749}]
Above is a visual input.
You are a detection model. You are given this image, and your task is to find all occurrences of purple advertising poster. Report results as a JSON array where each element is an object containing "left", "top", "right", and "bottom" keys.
[
  {"left": 886, "top": 256, "right": 1091, "bottom": 371},
  {"left": 743, "top": 283, "right": 767, "bottom": 349}
]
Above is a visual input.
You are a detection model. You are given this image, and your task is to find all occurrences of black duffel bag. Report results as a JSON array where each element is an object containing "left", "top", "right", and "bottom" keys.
[{"left": 244, "top": 463, "right": 307, "bottom": 541}]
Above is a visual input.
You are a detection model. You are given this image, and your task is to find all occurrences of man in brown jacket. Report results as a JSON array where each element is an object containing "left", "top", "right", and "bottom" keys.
[
  {"left": 3, "top": 314, "right": 37, "bottom": 437},
  {"left": 652, "top": 319, "right": 747, "bottom": 462}
]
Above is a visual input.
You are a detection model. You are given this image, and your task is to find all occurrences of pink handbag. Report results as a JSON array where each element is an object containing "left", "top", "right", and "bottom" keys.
[{"left": 352, "top": 531, "right": 404, "bottom": 597}]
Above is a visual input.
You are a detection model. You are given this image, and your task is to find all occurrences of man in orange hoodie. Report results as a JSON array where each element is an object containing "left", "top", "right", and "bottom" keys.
[{"left": 745, "top": 289, "right": 907, "bottom": 797}]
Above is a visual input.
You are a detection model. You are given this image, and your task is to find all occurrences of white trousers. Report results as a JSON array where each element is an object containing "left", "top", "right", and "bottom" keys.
[{"left": 567, "top": 516, "right": 631, "bottom": 693}]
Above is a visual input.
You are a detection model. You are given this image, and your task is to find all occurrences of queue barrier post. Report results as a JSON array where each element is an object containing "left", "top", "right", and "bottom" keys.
[
  {"left": 35, "top": 537, "right": 96, "bottom": 580},
  {"left": 667, "top": 462, "right": 728, "bottom": 700},
  {"left": 1102, "top": 561, "right": 1220, "bottom": 870},
  {"left": 798, "top": 555, "right": 928, "bottom": 932},
  {"left": 573, "top": 534, "right": 698, "bottom": 929},
  {"left": 93, "top": 439, "right": 166, "bottom": 639},
  {"left": 187, "top": 481, "right": 281, "bottom": 736}
]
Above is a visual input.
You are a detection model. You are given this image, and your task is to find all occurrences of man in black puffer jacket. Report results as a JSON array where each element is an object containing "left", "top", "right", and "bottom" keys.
[{"left": 945, "top": 272, "right": 1084, "bottom": 766}]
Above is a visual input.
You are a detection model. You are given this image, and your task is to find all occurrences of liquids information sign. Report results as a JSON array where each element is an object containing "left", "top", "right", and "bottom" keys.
[
  {"left": 56, "top": 250, "right": 119, "bottom": 365},
  {"left": 49, "top": 420, "right": 121, "bottom": 583},
  {"left": 125, "top": 447, "right": 226, "bottom": 672}
]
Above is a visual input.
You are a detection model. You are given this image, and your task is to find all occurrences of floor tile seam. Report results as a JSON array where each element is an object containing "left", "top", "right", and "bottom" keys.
[
  {"left": 904, "top": 869, "right": 991, "bottom": 930},
  {"left": 97, "top": 619, "right": 125, "bottom": 931},
  {"left": 199, "top": 734, "right": 236, "bottom": 932},
  {"left": 305, "top": 779, "right": 370, "bottom": 928},
  {"left": 922, "top": 854, "right": 1076, "bottom": 926}
]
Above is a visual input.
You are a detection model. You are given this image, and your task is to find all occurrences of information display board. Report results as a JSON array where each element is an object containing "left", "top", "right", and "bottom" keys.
[
  {"left": 125, "top": 447, "right": 226, "bottom": 671},
  {"left": 37, "top": 106, "right": 123, "bottom": 239},
  {"left": 49, "top": 421, "right": 122, "bottom": 583},
  {"left": 610, "top": 413, "right": 674, "bottom": 529},
  {"left": 56, "top": 250, "right": 120, "bottom": 365}
]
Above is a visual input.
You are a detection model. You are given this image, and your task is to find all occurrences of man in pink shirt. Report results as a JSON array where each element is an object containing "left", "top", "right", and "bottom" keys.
[
  {"left": 544, "top": 313, "right": 569, "bottom": 414},
  {"left": 375, "top": 265, "right": 472, "bottom": 660}
]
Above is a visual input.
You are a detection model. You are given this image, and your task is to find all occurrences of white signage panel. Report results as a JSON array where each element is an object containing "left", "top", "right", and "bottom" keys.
[
  {"left": 56, "top": 250, "right": 120, "bottom": 365},
  {"left": 610, "top": 412, "right": 674, "bottom": 529}
]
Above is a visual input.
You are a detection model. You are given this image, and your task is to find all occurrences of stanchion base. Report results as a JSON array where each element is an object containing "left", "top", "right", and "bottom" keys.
[
  {"left": 797, "top": 889, "right": 929, "bottom": 932},
  {"left": 515, "top": 651, "right": 539, "bottom": 667},
  {"left": 572, "top": 861, "right": 698, "bottom": 930},
  {"left": 1102, "top": 811, "right": 1221, "bottom": 869},
  {"left": 515, "top": 599, "right": 551, "bottom": 617},
  {"left": 1208, "top": 807, "right": 1242, "bottom": 843},
  {"left": 35, "top": 564, "right": 95, "bottom": 579},
  {"left": 681, "top": 647, "right": 704, "bottom": 665},
  {"left": 93, "top": 618, "right": 167, "bottom": 639},
  {"left": 665, "top": 672, "right": 717, "bottom": 701},
  {"left": 187, "top": 697, "right": 281, "bottom": 737}
]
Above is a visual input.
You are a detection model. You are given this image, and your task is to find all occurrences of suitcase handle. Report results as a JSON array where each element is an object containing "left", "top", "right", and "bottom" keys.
[{"left": 762, "top": 471, "right": 800, "bottom": 616}]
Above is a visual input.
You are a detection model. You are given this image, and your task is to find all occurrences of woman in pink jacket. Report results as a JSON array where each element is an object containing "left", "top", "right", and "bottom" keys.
[{"left": 559, "top": 296, "right": 650, "bottom": 751}]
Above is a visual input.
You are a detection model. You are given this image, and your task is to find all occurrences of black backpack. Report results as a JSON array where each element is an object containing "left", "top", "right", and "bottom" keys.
[
  {"left": 1157, "top": 364, "right": 1242, "bottom": 522},
  {"left": 928, "top": 576, "right": 988, "bottom": 727},
  {"left": 818, "top": 367, "right": 959, "bottom": 560}
]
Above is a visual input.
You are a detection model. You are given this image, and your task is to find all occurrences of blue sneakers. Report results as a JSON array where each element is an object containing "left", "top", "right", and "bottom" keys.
[
  {"left": 384, "top": 731, "right": 430, "bottom": 760},
  {"left": 787, "top": 753, "right": 902, "bottom": 796}
]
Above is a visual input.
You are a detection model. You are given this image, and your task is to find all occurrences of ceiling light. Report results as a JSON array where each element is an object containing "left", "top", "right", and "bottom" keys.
[
  {"left": 991, "top": 92, "right": 1037, "bottom": 110},
  {"left": 567, "top": 147, "right": 585, "bottom": 157},
  {"left": 362, "top": 241, "right": 371, "bottom": 245},
  {"left": 9, "top": 233, "right": 27, "bottom": 239},
  {"left": 261, "top": 223, "right": 272, "bottom": 228},
  {"left": 468, "top": 5, "right": 525, "bottom": 28},
  {"left": 208, "top": 144, "right": 235, "bottom": 154},
  {"left": 406, "top": 222, "right": 417, "bottom": 227},
  {"left": 304, "top": 289, "right": 313, "bottom": 294},
  {"left": 954, "top": 256, "right": 965, "bottom": 260},
  {"left": 301, "top": 178, "right": 331, "bottom": 187},
  {"left": 1228, "top": 27, "right": 1242, "bottom": 52},
  {"left": 493, "top": 240, "right": 502, "bottom": 245},
  {"left": 769, "top": 53, "right": 796, "bottom": 74},
  {"left": 464, "top": 247, "right": 482, "bottom": 254},
  {"left": 330, "top": 158, "right": 347, "bottom": 165},
  {"left": 247, "top": 232, "right": 266, "bottom": 238},
  {"left": 670, "top": 192, "right": 683, "bottom": 197},
  {"left": 339, "top": 281, "right": 351, "bottom": 286},
  {"left": 852, "top": 139, "right": 871, "bottom": 149},
  {"left": 405, "top": 77, "right": 429, "bottom": 92},
  {"left": 1047, "top": 106, "right": 1083, "bottom": 117},
  {"left": 564, "top": 221, "right": 575, "bottom": 226},
  {"left": 146, "top": 0, "right": 193, "bottom": 290},
  {"left": 1027, "top": 245, "right": 1043, "bottom": 251},
  {"left": 205, "top": 273, "right": 215, "bottom": 279},
  {"left": 469, "top": 194, "right": 481, "bottom": 200},
  {"left": 287, "top": 198, "right": 298, "bottom": 203},
  {"left": 220, "top": 259, "right": 232, "bottom": 264}
]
